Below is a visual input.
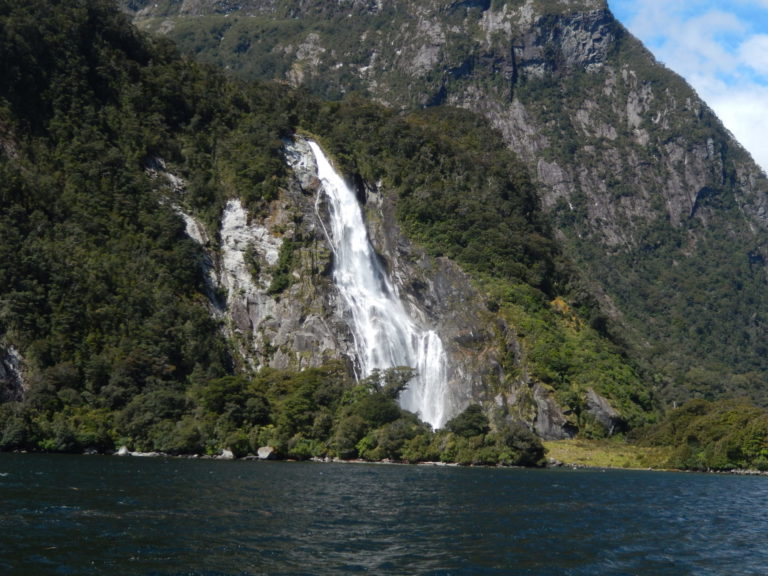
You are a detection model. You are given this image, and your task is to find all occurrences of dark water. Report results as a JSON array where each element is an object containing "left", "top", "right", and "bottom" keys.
[{"left": 1, "top": 454, "right": 767, "bottom": 575}]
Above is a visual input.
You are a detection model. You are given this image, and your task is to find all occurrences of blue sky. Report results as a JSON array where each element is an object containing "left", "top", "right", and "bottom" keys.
[{"left": 609, "top": 0, "right": 768, "bottom": 173}]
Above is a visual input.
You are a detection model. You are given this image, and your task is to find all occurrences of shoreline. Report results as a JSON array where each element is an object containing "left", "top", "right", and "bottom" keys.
[{"left": 5, "top": 446, "right": 768, "bottom": 476}]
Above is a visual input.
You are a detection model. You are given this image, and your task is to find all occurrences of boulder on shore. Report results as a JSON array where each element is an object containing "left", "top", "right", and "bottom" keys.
[{"left": 257, "top": 446, "right": 276, "bottom": 460}]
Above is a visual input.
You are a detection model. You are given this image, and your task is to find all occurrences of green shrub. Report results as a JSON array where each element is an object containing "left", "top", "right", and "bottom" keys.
[{"left": 633, "top": 399, "right": 768, "bottom": 470}]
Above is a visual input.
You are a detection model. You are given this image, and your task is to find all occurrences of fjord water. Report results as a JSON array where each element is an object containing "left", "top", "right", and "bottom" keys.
[
  {"left": 308, "top": 140, "right": 451, "bottom": 429},
  {"left": 2, "top": 454, "right": 767, "bottom": 576}
]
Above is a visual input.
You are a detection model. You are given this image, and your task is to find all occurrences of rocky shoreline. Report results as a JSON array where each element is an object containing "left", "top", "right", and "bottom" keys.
[{"left": 5, "top": 446, "right": 748, "bottom": 476}]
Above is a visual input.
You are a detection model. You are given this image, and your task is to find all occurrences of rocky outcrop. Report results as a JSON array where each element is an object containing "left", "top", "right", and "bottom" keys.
[
  {"left": 146, "top": 144, "right": 353, "bottom": 373},
  {"left": 532, "top": 383, "right": 576, "bottom": 440},
  {"left": 585, "top": 388, "right": 623, "bottom": 435},
  {"left": 0, "top": 119, "right": 18, "bottom": 161}
]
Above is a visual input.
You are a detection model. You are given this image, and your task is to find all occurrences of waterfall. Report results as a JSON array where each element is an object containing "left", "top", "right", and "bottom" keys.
[{"left": 307, "top": 140, "right": 451, "bottom": 429}]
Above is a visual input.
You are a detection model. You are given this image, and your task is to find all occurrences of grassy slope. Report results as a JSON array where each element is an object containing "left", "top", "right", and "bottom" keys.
[{"left": 544, "top": 439, "right": 672, "bottom": 470}]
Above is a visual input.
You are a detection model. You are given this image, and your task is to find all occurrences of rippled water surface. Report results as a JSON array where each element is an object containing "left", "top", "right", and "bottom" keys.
[{"left": 1, "top": 454, "right": 767, "bottom": 575}]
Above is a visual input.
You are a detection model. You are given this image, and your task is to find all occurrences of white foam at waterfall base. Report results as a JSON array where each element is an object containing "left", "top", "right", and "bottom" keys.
[{"left": 307, "top": 140, "right": 451, "bottom": 429}]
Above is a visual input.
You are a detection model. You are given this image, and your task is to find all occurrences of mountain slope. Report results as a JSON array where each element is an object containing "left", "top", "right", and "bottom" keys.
[
  {"left": 1, "top": 0, "right": 656, "bottom": 457},
  {"left": 121, "top": 0, "right": 768, "bottom": 406}
]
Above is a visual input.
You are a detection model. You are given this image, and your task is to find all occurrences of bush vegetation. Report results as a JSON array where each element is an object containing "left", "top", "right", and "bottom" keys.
[{"left": 631, "top": 399, "right": 768, "bottom": 471}]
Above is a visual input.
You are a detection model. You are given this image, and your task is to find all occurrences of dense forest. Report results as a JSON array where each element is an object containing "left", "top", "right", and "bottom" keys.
[{"left": 1, "top": 0, "right": 767, "bottom": 470}]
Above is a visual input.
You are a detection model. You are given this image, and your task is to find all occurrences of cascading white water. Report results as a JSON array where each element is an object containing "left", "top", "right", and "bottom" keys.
[{"left": 308, "top": 140, "right": 451, "bottom": 429}]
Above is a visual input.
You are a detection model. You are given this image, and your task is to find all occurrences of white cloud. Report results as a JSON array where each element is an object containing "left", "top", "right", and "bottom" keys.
[
  {"left": 633, "top": 8, "right": 743, "bottom": 76},
  {"left": 708, "top": 86, "right": 768, "bottom": 171},
  {"left": 739, "top": 34, "right": 768, "bottom": 76}
]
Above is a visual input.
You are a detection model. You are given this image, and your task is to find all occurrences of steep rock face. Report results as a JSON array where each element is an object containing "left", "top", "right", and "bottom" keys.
[
  {"left": 214, "top": 143, "right": 353, "bottom": 372},
  {"left": 124, "top": 0, "right": 768, "bottom": 401},
  {"left": 215, "top": 195, "right": 345, "bottom": 371},
  {"left": 147, "top": 145, "right": 351, "bottom": 373},
  {"left": 270, "top": 139, "right": 549, "bottom": 428}
]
